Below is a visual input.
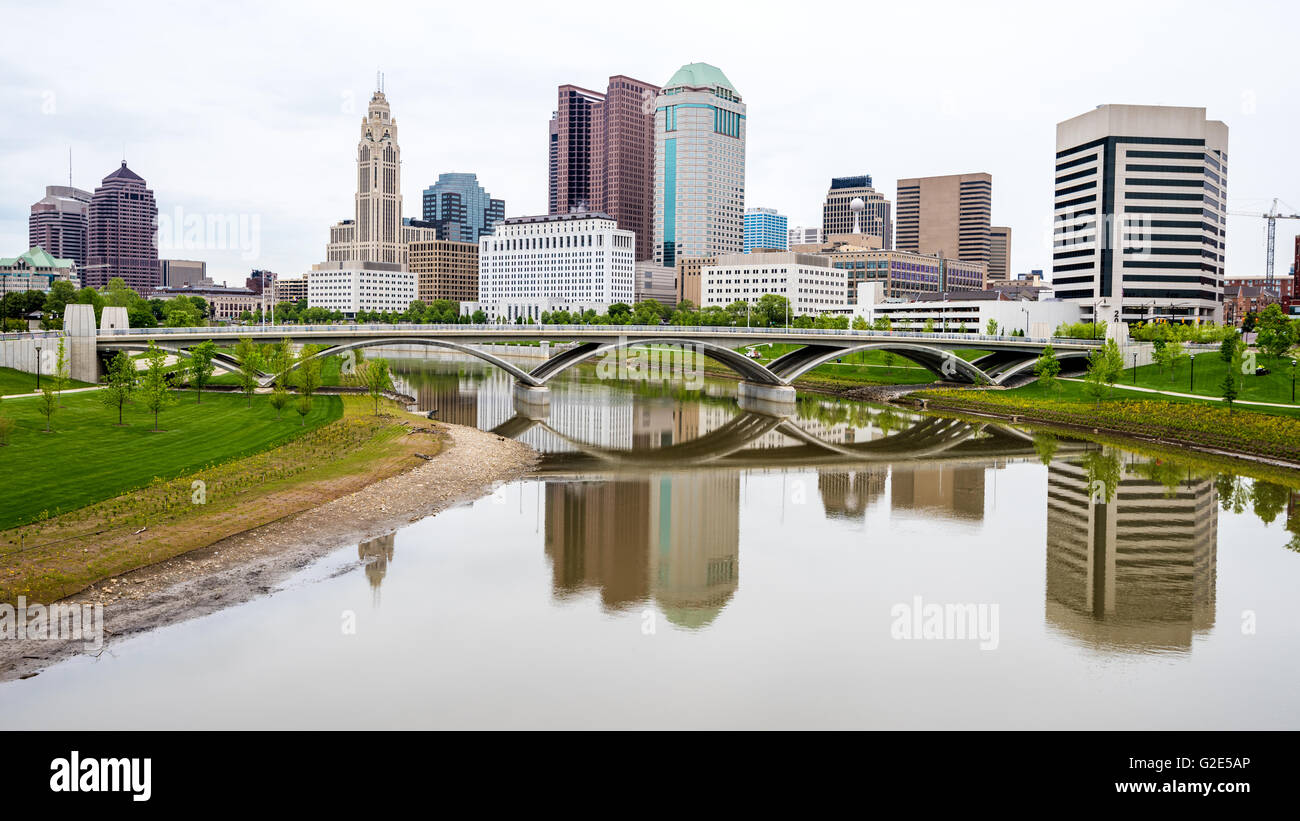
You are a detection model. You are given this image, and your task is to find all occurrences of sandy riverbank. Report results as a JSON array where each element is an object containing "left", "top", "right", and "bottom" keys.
[{"left": 0, "top": 422, "right": 537, "bottom": 682}]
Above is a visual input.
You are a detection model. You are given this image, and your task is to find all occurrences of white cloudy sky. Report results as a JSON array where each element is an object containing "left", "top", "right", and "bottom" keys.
[{"left": 2, "top": 0, "right": 1297, "bottom": 286}]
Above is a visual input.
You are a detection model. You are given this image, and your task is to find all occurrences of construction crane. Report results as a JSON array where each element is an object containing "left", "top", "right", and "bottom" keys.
[{"left": 1230, "top": 198, "right": 1300, "bottom": 285}]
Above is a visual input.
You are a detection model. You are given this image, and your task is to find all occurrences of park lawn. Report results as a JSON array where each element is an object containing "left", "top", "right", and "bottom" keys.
[
  {"left": 1119, "top": 350, "right": 1300, "bottom": 405},
  {"left": 0, "top": 389, "right": 342, "bottom": 529},
  {"left": 1003, "top": 376, "right": 1300, "bottom": 418},
  {"left": 0, "top": 366, "right": 93, "bottom": 396}
]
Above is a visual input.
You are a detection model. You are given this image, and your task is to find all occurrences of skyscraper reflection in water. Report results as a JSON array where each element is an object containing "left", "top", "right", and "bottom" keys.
[
  {"left": 1045, "top": 455, "right": 1218, "bottom": 654},
  {"left": 543, "top": 472, "right": 740, "bottom": 629},
  {"left": 358, "top": 533, "right": 397, "bottom": 603}
]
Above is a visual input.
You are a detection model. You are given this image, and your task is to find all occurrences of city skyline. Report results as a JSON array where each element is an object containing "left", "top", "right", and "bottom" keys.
[{"left": 2, "top": 0, "right": 1298, "bottom": 286}]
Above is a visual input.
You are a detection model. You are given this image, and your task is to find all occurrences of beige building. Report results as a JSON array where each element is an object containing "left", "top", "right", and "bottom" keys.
[
  {"left": 273, "top": 275, "right": 308, "bottom": 304},
  {"left": 409, "top": 239, "right": 478, "bottom": 303},
  {"left": 634, "top": 261, "right": 676, "bottom": 308},
  {"left": 988, "top": 226, "right": 1012, "bottom": 282},
  {"left": 792, "top": 236, "right": 984, "bottom": 302},
  {"left": 325, "top": 82, "right": 437, "bottom": 270},
  {"left": 675, "top": 254, "right": 716, "bottom": 307},
  {"left": 895, "top": 172, "right": 992, "bottom": 267},
  {"left": 149, "top": 285, "right": 258, "bottom": 322}
]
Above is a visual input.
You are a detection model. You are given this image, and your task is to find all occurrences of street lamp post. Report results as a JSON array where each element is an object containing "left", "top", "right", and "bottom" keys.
[
  {"left": 1292, "top": 359, "right": 1297, "bottom": 403},
  {"left": 1020, "top": 307, "right": 1030, "bottom": 337},
  {"left": 1133, "top": 352, "right": 1138, "bottom": 384},
  {"left": 1189, "top": 354, "right": 1195, "bottom": 393},
  {"left": 34, "top": 344, "right": 41, "bottom": 390}
]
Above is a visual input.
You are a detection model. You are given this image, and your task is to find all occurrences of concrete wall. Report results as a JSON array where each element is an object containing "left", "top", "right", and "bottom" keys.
[{"left": 0, "top": 303, "right": 100, "bottom": 385}]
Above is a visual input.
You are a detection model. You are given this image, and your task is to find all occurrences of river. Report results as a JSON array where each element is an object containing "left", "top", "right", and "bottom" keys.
[{"left": 2, "top": 353, "right": 1298, "bottom": 729}]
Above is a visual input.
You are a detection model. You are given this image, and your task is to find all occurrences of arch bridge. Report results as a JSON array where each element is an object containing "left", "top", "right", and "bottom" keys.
[{"left": 94, "top": 323, "right": 1100, "bottom": 408}]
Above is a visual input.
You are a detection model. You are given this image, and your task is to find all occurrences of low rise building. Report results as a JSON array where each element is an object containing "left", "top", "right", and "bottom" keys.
[
  {"left": 149, "top": 284, "right": 258, "bottom": 322},
  {"left": 634, "top": 261, "right": 676, "bottom": 308},
  {"left": 308, "top": 261, "right": 416, "bottom": 317},
  {"left": 675, "top": 254, "right": 716, "bottom": 307},
  {"left": 159, "top": 259, "right": 209, "bottom": 288},
  {"left": 273, "top": 275, "right": 308, "bottom": 305},
  {"left": 856, "top": 287, "right": 1080, "bottom": 337},
  {"left": 792, "top": 237, "right": 985, "bottom": 303},
  {"left": 1223, "top": 283, "right": 1280, "bottom": 326},
  {"left": 471, "top": 211, "right": 635, "bottom": 322},
  {"left": 702, "top": 251, "right": 849, "bottom": 315},
  {"left": 409, "top": 239, "right": 478, "bottom": 303},
  {"left": 0, "top": 246, "right": 80, "bottom": 292}
]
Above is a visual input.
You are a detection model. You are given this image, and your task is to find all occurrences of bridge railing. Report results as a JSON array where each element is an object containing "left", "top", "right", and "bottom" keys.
[{"left": 96, "top": 322, "right": 1102, "bottom": 347}]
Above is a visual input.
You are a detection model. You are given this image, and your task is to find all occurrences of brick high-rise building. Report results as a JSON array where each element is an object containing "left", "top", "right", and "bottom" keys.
[
  {"left": 409, "top": 239, "right": 479, "bottom": 303},
  {"left": 895, "top": 172, "right": 992, "bottom": 268},
  {"left": 85, "top": 162, "right": 159, "bottom": 294},
  {"left": 29, "top": 185, "right": 91, "bottom": 268},
  {"left": 549, "top": 76, "right": 659, "bottom": 261}
]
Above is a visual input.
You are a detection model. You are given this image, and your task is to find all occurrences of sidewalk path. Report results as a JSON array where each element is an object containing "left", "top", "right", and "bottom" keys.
[
  {"left": 1, "top": 385, "right": 103, "bottom": 400},
  {"left": 1061, "top": 377, "right": 1297, "bottom": 409}
]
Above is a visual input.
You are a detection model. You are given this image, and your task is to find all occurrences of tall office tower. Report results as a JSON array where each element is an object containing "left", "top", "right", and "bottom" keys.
[
  {"left": 84, "top": 162, "right": 159, "bottom": 293},
  {"left": 594, "top": 76, "right": 659, "bottom": 262},
  {"left": 547, "top": 113, "right": 559, "bottom": 215},
  {"left": 988, "top": 226, "right": 1012, "bottom": 282},
  {"left": 421, "top": 173, "right": 505, "bottom": 243},
  {"left": 653, "top": 62, "right": 746, "bottom": 268},
  {"left": 743, "top": 207, "right": 788, "bottom": 252},
  {"left": 326, "top": 83, "right": 404, "bottom": 266},
  {"left": 1053, "top": 105, "right": 1228, "bottom": 324},
  {"left": 788, "top": 226, "right": 823, "bottom": 247},
  {"left": 29, "top": 185, "right": 91, "bottom": 268},
  {"left": 550, "top": 85, "right": 605, "bottom": 215},
  {"left": 895, "top": 172, "right": 992, "bottom": 268},
  {"left": 548, "top": 76, "right": 659, "bottom": 260},
  {"left": 822, "top": 175, "right": 892, "bottom": 247}
]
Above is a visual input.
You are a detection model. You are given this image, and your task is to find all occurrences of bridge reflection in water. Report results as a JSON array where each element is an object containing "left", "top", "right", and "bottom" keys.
[{"left": 379, "top": 363, "right": 1224, "bottom": 651}]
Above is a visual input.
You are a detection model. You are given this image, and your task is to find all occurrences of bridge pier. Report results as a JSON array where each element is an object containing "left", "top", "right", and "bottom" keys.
[
  {"left": 512, "top": 382, "right": 551, "bottom": 420},
  {"left": 736, "top": 381, "right": 796, "bottom": 417}
]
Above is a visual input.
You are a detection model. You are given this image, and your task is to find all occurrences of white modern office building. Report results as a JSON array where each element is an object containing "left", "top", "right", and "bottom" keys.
[
  {"left": 854, "top": 283, "right": 1081, "bottom": 336},
  {"left": 702, "top": 251, "right": 849, "bottom": 315},
  {"left": 307, "top": 260, "right": 416, "bottom": 316},
  {"left": 653, "top": 62, "right": 746, "bottom": 269},
  {"left": 1052, "top": 104, "right": 1228, "bottom": 324},
  {"left": 788, "top": 225, "right": 823, "bottom": 248},
  {"left": 468, "top": 211, "right": 635, "bottom": 322}
]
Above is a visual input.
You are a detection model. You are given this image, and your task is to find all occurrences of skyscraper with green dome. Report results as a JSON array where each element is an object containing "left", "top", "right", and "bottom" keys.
[{"left": 652, "top": 63, "right": 746, "bottom": 270}]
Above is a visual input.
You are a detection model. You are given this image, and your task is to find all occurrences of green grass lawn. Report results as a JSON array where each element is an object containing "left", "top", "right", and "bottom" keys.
[
  {"left": 0, "top": 367, "right": 93, "bottom": 396},
  {"left": 1005, "top": 374, "right": 1300, "bottom": 419},
  {"left": 1111, "top": 350, "right": 1300, "bottom": 405},
  {"left": 0, "top": 390, "right": 343, "bottom": 529}
]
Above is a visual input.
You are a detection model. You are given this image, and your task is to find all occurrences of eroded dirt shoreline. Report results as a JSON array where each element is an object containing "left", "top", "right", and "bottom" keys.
[{"left": 0, "top": 423, "right": 538, "bottom": 683}]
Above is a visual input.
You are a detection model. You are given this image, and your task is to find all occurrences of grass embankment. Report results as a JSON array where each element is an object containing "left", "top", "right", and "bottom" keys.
[
  {"left": 1112, "top": 350, "right": 1300, "bottom": 405},
  {"left": 0, "top": 390, "right": 342, "bottom": 529},
  {"left": 916, "top": 380, "right": 1300, "bottom": 464},
  {"left": 0, "top": 366, "right": 94, "bottom": 395},
  {"left": 0, "top": 393, "right": 442, "bottom": 605}
]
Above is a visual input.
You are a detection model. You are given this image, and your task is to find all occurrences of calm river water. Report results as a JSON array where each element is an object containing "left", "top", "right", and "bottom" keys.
[{"left": 3, "top": 354, "right": 1299, "bottom": 729}]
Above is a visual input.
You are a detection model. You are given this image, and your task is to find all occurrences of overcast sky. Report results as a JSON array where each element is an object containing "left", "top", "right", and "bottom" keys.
[{"left": 3, "top": 0, "right": 1297, "bottom": 286}]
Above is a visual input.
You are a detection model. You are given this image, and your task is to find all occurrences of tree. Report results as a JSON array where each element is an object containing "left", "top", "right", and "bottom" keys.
[
  {"left": 985, "top": 318, "right": 999, "bottom": 336},
  {"left": 188, "top": 340, "right": 216, "bottom": 404},
  {"left": 100, "top": 351, "right": 137, "bottom": 426},
  {"left": 754, "top": 294, "right": 791, "bottom": 327},
  {"left": 294, "top": 394, "right": 312, "bottom": 426},
  {"left": 1164, "top": 339, "right": 1186, "bottom": 383},
  {"left": 1034, "top": 344, "right": 1062, "bottom": 391},
  {"left": 1255, "top": 303, "right": 1293, "bottom": 362},
  {"left": 38, "top": 383, "right": 58, "bottom": 432},
  {"left": 53, "top": 337, "right": 70, "bottom": 406},
  {"left": 1083, "top": 339, "right": 1123, "bottom": 404},
  {"left": 140, "top": 340, "right": 176, "bottom": 432},
  {"left": 1220, "top": 332, "right": 1240, "bottom": 365},
  {"left": 851, "top": 315, "right": 869, "bottom": 331},
  {"left": 923, "top": 318, "right": 935, "bottom": 334},
  {"left": 872, "top": 316, "right": 892, "bottom": 331},
  {"left": 268, "top": 380, "right": 290, "bottom": 420},
  {"left": 233, "top": 337, "right": 262, "bottom": 408},
  {"left": 365, "top": 358, "right": 393, "bottom": 416},
  {"left": 295, "top": 344, "right": 323, "bottom": 403},
  {"left": 1221, "top": 336, "right": 1244, "bottom": 411},
  {"left": 45, "top": 280, "right": 76, "bottom": 319}
]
